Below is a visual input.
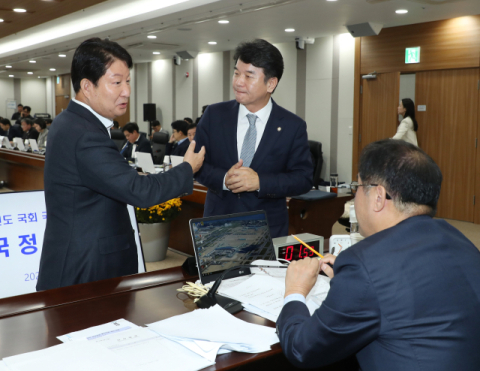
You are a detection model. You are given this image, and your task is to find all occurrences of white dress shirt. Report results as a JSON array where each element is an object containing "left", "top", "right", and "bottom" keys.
[
  {"left": 223, "top": 99, "right": 273, "bottom": 191},
  {"left": 72, "top": 98, "right": 113, "bottom": 138}
]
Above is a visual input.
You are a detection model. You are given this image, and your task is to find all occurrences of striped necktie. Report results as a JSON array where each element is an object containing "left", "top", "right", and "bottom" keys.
[{"left": 240, "top": 114, "right": 257, "bottom": 168}]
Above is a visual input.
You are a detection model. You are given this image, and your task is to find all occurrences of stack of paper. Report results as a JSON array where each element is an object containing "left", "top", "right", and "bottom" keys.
[{"left": 147, "top": 304, "right": 279, "bottom": 359}]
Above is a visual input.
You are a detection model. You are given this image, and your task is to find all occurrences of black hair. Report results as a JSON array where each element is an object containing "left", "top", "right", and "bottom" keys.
[
  {"left": 233, "top": 39, "right": 284, "bottom": 86},
  {"left": 171, "top": 120, "right": 188, "bottom": 136},
  {"left": 188, "top": 123, "right": 197, "bottom": 131},
  {"left": 45, "top": 118, "right": 53, "bottom": 124},
  {"left": 201, "top": 105, "right": 208, "bottom": 114},
  {"left": 113, "top": 120, "right": 119, "bottom": 129},
  {"left": 21, "top": 118, "right": 33, "bottom": 126},
  {"left": 359, "top": 139, "right": 442, "bottom": 216},
  {"left": 23, "top": 106, "right": 31, "bottom": 113},
  {"left": 152, "top": 120, "right": 161, "bottom": 127},
  {"left": 0, "top": 118, "right": 11, "bottom": 127},
  {"left": 33, "top": 118, "right": 46, "bottom": 130},
  {"left": 401, "top": 98, "right": 418, "bottom": 132},
  {"left": 184, "top": 117, "right": 193, "bottom": 124},
  {"left": 17, "top": 104, "right": 23, "bottom": 108},
  {"left": 71, "top": 37, "right": 133, "bottom": 93},
  {"left": 122, "top": 122, "right": 139, "bottom": 133}
]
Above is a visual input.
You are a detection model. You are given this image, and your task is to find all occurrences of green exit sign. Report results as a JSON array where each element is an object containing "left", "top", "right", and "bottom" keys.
[{"left": 405, "top": 47, "right": 420, "bottom": 64}]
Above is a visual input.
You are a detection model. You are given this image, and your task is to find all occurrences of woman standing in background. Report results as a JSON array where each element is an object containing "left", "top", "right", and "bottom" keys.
[{"left": 393, "top": 98, "right": 418, "bottom": 146}]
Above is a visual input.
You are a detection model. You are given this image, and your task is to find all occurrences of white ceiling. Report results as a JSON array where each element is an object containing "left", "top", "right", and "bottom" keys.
[{"left": 1, "top": 0, "right": 480, "bottom": 79}]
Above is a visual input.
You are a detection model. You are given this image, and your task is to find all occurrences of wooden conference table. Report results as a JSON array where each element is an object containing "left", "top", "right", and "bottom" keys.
[
  {"left": 0, "top": 148, "right": 353, "bottom": 255},
  {"left": 0, "top": 266, "right": 358, "bottom": 371}
]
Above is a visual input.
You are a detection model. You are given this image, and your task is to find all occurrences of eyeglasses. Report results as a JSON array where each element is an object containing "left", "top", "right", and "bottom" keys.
[{"left": 355, "top": 183, "right": 392, "bottom": 200}]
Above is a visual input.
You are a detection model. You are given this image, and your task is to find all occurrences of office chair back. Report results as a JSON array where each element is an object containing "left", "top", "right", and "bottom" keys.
[
  {"left": 110, "top": 129, "right": 126, "bottom": 151},
  {"left": 152, "top": 132, "right": 169, "bottom": 164},
  {"left": 308, "top": 140, "right": 323, "bottom": 189}
]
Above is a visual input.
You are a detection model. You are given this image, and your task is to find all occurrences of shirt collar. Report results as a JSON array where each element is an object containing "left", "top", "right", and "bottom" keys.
[
  {"left": 177, "top": 137, "right": 188, "bottom": 145},
  {"left": 72, "top": 98, "right": 114, "bottom": 133},
  {"left": 239, "top": 98, "right": 272, "bottom": 123}
]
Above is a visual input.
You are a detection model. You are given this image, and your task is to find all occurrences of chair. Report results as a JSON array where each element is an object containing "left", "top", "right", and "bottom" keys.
[
  {"left": 110, "top": 129, "right": 126, "bottom": 151},
  {"left": 308, "top": 140, "right": 323, "bottom": 189},
  {"left": 152, "top": 132, "right": 169, "bottom": 164}
]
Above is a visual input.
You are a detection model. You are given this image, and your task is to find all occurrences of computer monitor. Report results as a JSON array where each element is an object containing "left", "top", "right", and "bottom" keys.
[{"left": 189, "top": 210, "right": 276, "bottom": 284}]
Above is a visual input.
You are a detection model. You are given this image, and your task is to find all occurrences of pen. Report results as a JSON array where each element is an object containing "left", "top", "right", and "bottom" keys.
[{"left": 292, "top": 234, "right": 324, "bottom": 259}]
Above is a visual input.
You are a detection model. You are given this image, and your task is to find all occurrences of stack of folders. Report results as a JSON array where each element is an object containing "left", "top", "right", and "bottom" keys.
[
  {"left": 215, "top": 260, "right": 331, "bottom": 323},
  {"left": 0, "top": 307, "right": 279, "bottom": 371}
]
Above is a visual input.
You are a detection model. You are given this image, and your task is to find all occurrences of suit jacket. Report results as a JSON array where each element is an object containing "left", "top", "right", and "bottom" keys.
[
  {"left": 6, "top": 125, "right": 22, "bottom": 141},
  {"left": 393, "top": 116, "right": 418, "bottom": 146},
  {"left": 37, "top": 101, "right": 193, "bottom": 291},
  {"left": 165, "top": 138, "right": 189, "bottom": 157},
  {"left": 194, "top": 99, "right": 312, "bottom": 238},
  {"left": 277, "top": 215, "right": 480, "bottom": 370},
  {"left": 122, "top": 134, "right": 153, "bottom": 160},
  {"left": 22, "top": 128, "right": 39, "bottom": 141}
]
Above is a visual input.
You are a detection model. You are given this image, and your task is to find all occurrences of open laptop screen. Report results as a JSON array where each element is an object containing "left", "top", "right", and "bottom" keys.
[{"left": 189, "top": 210, "right": 276, "bottom": 284}]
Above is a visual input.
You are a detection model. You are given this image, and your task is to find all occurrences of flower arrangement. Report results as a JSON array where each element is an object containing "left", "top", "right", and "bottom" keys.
[{"left": 135, "top": 198, "right": 182, "bottom": 224}]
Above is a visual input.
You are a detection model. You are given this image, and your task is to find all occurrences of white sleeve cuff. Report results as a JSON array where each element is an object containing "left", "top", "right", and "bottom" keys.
[{"left": 284, "top": 293, "right": 306, "bottom": 306}]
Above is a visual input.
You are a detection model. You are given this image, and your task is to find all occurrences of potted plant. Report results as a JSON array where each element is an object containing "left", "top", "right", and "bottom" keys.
[{"left": 136, "top": 198, "right": 182, "bottom": 262}]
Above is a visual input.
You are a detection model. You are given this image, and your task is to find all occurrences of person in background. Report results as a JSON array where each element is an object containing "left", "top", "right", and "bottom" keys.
[
  {"left": 277, "top": 139, "right": 480, "bottom": 371},
  {"left": 393, "top": 98, "right": 418, "bottom": 146},
  {"left": 121, "top": 122, "right": 153, "bottom": 161},
  {"left": 22, "top": 106, "right": 33, "bottom": 120},
  {"left": 187, "top": 123, "right": 197, "bottom": 143},
  {"left": 0, "top": 118, "right": 22, "bottom": 141},
  {"left": 195, "top": 105, "right": 208, "bottom": 124},
  {"left": 149, "top": 120, "right": 169, "bottom": 141},
  {"left": 166, "top": 120, "right": 189, "bottom": 157},
  {"left": 11, "top": 104, "right": 23, "bottom": 121},
  {"left": 33, "top": 118, "right": 49, "bottom": 148},
  {"left": 184, "top": 117, "right": 193, "bottom": 125},
  {"left": 45, "top": 118, "right": 53, "bottom": 129},
  {"left": 21, "top": 118, "right": 39, "bottom": 141},
  {"left": 112, "top": 120, "right": 120, "bottom": 129}
]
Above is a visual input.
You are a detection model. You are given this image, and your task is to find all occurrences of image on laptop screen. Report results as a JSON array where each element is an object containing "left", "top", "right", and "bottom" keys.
[{"left": 189, "top": 211, "right": 276, "bottom": 284}]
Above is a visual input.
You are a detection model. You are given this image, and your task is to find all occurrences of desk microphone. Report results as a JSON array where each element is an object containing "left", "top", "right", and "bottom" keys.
[{"left": 195, "top": 264, "right": 288, "bottom": 314}]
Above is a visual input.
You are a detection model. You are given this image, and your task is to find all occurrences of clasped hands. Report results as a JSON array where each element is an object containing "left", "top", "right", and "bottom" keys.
[
  {"left": 284, "top": 254, "right": 336, "bottom": 298},
  {"left": 224, "top": 160, "right": 260, "bottom": 193}
]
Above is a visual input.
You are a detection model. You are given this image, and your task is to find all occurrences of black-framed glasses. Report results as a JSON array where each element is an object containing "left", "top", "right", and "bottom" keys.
[{"left": 354, "top": 183, "right": 392, "bottom": 200}]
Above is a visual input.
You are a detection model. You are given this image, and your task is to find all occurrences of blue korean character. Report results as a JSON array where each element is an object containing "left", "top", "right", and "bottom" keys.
[
  {"left": 42, "top": 211, "right": 47, "bottom": 220},
  {"left": 18, "top": 234, "right": 37, "bottom": 255},
  {"left": 18, "top": 214, "right": 27, "bottom": 223},
  {"left": 3, "top": 215, "right": 13, "bottom": 225},
  {"left": 0, "top": 238, "right": 9, "bottom": 257},
  {"left": 28, "top": 213, "right": 38, "bottom": 223}
]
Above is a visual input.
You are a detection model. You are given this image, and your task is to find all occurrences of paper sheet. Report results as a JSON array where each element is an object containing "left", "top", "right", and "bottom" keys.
[{"left": 57, "top": 319, "right": 139, "bottom": 343}]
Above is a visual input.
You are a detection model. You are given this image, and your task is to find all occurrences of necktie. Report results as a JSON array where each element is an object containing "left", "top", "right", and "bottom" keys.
[
  {"left": 240, "top": 114, "right": 257, "bottom": 168},
  {"left": 120, "top": 141, "right": 131, "bottom": 155}
]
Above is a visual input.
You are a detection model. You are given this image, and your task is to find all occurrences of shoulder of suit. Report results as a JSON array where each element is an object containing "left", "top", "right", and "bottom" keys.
[
  {"left": 271, "top": 100, "right": 305, "bottom": 125},
  {"left": 401, "top": 116, "right": 414, "bottom": 128}
]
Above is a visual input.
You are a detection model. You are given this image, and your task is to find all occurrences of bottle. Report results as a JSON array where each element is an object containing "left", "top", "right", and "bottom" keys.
[
  {"left": 330, "top": 173, "right": 338, "bottom": 193},
  {"left": 349, "top": 204, "right": 364, "bottom": 245}
]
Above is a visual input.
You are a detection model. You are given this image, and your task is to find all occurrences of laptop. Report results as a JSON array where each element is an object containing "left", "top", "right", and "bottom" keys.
[
  {"left": 189, "top": 210, "right": 277, "bottom": 285},
  {"left": 170, "top": 155, "right": 183, "bottom": 168},
  {"left": 135, "top": 152, "right": 157, "bottom": 174}
]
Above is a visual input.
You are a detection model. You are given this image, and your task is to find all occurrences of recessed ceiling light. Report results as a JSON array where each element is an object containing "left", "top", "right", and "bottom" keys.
[
  {"left": 147, "top": 35, "right": 157, "bottom": 39},
  {"left": 9, "top": 75, "right": 14, "bottom": 77},
  {"left": 396, "top": 9, "right": 408, "bottom": 14},
  {"left": 218, "top": 20, "right": 229, "bottom": 24},
  {"left": 152, "top": 51, "right": 160, "bottom": 55},
  {"left": 6, "top": 65, "right": 12, "bottom": 68},
  {"left": 27, "top": 72, "right": 33, "bottom": 75},
  {"left": 49, "top": 68, "right": 56, "bottom": 71},
  {"left": 326, "top": 0, "right": 337, "bottom": 2},
  {"left": 285, "top": 28, "right": 295, "bottom": 32},
  {"left": 58, "top": 54, "right": 66, "bottom": 57},
  {"left": 0, "top": 18, "right": 4, "bottom": 22},
  {"left": 13, "top": 8, "right": 27, "bottom": 13},
  {"left": 208, "top": 41, "right": 217, "bottom": 45},
  {"left": 29, "top": 60, "right": 36, "bottom": 63}
]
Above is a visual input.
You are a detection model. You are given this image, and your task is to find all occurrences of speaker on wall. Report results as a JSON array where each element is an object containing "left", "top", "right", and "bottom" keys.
[
  {"left": 346, "top": 22, "right": 383, "bottom": 38},
  {"left": 143, "top": 103, "right": 156, "bottom": 122}
]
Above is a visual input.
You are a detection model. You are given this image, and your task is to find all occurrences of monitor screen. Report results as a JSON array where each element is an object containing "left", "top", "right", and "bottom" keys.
[{"left": 190, "top": 211, "right": 276, "bottom": 284}]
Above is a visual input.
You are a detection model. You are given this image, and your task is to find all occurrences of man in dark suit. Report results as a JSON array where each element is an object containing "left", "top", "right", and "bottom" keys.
[
  {"left": 0, "top": 118, "right": 22, "bottom": 141},
  {"left": 11, "top": 104, "right": 23, "bottom": 121},
  {"left": 20, "top": 118, "right": 39, "bottom": 141},
  {"left": 165, "top": 120, "right": 190, "bottom": 157},
  {"left": 37, "top": 38, "right": 205, "bottom": 291},
  {"left": 120, "top": 122, "right": 152, "bottom": 161},
  {"left": 194, "top": 39, "right": 312, "bottom": 238},
  {"left": 277, "top": 139, "right": 480, "bottom": 370}
]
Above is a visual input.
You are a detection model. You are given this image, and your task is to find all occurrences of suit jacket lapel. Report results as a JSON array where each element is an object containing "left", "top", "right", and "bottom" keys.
[{"left": 251, "top": 99, "right": 284, "bottom": 168}]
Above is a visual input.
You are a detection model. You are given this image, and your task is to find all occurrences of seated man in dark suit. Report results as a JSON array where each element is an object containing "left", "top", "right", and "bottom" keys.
[
  {"left": 120, "top": 122, "right": 153, "bottom": 161},
  {"left": 0, "top": 118, "right": 23, "bottom": 141},
  {"left": 277, "top": 139, "right": 480, "bottom": 371},
  {"left": 21, "top": 118, "right": 39, "bottom": 141},
  {"left": 165, "top": 120, "right": 189, "bottom": 157}
]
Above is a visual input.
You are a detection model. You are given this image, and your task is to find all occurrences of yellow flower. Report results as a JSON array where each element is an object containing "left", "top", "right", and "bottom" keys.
[{"left": 149, "top": 216, "right": 152, "bottom": 219}]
